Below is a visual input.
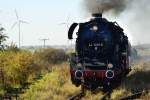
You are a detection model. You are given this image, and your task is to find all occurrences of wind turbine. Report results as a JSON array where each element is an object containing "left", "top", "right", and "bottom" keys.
[
  {"left": 60, "top": 14, "right": 72, "bottom": 49},
  {"left": 11, "top": 10, "right": 29, "bottom": 48},
  {"left": 60, "top": 14, "right": 70, "bottom": 29}
]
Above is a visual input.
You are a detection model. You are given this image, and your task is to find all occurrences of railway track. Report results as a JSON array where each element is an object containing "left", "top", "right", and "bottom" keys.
[
  {"left": 119, "top": 90, "right": 147, "bottom": 100},
  {"left": 68, "top": 90, "right": 147, "bottom": 100},
  {"left": 68, "top": 91, "right": 85, "bottom": 100},
  {"left": 68, "top": 84, "right": 86, "bottom": 100},
  {"left": 68, "top": 91, "right": 111, "bottom": 100}
]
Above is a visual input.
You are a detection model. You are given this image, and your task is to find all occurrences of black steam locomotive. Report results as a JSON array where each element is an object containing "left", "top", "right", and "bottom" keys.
[{"left": 68, "top": 13, "right": 131, "bottom": 91}]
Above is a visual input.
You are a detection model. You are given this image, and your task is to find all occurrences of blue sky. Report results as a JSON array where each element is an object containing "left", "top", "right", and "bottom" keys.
[
  {"left": 0, "top": 0, "right": 83, "bottom": 46},
  {"left": 0, "top": 0, "right": 133, "bottom": 46}
]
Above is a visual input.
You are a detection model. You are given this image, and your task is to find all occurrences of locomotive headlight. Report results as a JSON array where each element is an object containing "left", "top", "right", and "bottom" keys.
[
  {"left": 92, "top": 25, "right": 98, "bottom": 32},
  {"left": 107, "top": 63, "right": 113, "bottom": 68},
  {"left": 77, "top": 63, "right": 82, "bottom": 67}
]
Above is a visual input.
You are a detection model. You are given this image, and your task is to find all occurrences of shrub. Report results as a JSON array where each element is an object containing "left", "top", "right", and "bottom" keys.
[
  {"left": 0, "top": 50, "right": 39, "bottom": 90},
  {"left": 0, "top": 48, "right": 68, "bottom": 94},
  {"left": 33, "top": 48, "right": 68, "bottom": 72},
  {"left": 6, "top": 42, "right": 19, "bottom": 52}
]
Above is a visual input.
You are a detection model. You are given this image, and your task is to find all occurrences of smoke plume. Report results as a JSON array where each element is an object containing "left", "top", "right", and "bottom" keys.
[
  {"left": 83, "top": 0, "right": 129, "bottom": 15},
  {"left": 121, "top": 0, "right": 150, "bottom": 44},
  {"left": 83, "top": 0, "right": 150, "bottom": 45}
]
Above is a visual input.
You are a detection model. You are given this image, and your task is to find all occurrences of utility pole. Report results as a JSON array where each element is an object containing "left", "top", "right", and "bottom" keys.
[{"left": 40, "top": 38, "right": 49, "bottom": 48}]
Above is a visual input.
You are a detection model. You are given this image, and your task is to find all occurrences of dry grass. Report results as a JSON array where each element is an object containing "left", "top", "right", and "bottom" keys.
[
  {"left": 20, "top": 63, "right": 80, "bottom": 100},
  {"left": 20, "top": 60, "right": 150, "bottom": 100}
]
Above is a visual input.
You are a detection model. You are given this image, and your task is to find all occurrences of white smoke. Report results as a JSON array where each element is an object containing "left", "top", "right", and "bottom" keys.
[
  {"left": 83, "top": 0, "right": 150, "bottom": 45},
  {"left": 121, "top": 0, "right": 150, "bottom": 45}
]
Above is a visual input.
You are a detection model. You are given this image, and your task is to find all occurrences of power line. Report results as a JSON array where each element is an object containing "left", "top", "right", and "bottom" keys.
[{"left": 39, "top": 38, "right": 49, "bottom": 48}]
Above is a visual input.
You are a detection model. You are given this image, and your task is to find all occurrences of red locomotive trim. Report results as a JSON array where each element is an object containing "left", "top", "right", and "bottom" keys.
[{"left": 70, "top": 69, "right": 122, "bottom": 78}]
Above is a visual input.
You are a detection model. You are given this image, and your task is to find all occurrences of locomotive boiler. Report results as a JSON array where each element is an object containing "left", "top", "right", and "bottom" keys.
[{"left": 68, "top": 13, "right": 131, "bottom": 91}]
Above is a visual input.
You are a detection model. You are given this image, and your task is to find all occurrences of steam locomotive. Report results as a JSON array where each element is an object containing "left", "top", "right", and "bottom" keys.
[{"left": 68, "top": 13, "right": 131, "bottom": 91}]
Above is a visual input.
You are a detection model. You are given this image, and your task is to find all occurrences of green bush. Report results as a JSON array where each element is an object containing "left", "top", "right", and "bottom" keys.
[
  {"left": 0, "top": 48, "right": 68, "bottom": 93},
  {"left": 33, "top": 48, "right": 68, "bottom": 71},
  {"left": 0, "top": 50, "right": 39, "bottom": 90},
  {"left": 0, "top": 48, "right": 68, "bottom": 95}
]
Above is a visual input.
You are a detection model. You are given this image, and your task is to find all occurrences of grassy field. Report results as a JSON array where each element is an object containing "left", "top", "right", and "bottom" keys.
[
  {"left": 1, "top": 46, "right": 150, "bottom": 100},
  {"left": 19, "top": 60, "right": 150, "bottom": 100},
  {"left": 20, "top": 63, "right": 80, "bottom": 100}
]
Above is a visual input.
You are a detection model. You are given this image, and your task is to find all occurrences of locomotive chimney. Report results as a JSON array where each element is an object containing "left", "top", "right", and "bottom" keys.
[{"left": 92, "top": 13, "right": 102, "bottom": 18}]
